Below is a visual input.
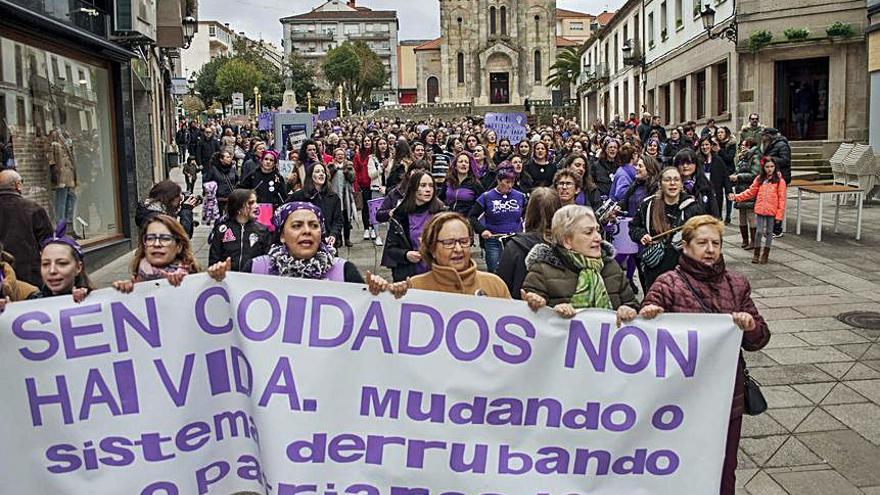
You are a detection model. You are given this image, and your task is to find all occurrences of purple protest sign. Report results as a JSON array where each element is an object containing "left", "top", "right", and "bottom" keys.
[
  {"left": 258, "top": 112, "right": 274, "bottom": 131},
  {"left": 318, "top": 108, "right": 338, "bottom": 122},
  {"left": 485, "top": 112, "right": 528, "bottom": 144}
]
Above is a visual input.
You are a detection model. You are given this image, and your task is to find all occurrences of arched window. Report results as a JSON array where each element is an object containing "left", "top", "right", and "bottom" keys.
[
  {"left": 457, "top": 17, "right": 463, "bottom": 37},
  {"left": 534, "top": 50, "right": 542, "bottom": 82},
  {"left": 457, "top": 53, "right": 465, "bottom": 84},
  {"left": 500, "top": 6, "right": 507, "bottom": 35},
  {"left": 534, "top": 15, "right": 540, "bottom": 36},
  {"left": 490, "top": 7, "right": 497, "bottom": 34}
]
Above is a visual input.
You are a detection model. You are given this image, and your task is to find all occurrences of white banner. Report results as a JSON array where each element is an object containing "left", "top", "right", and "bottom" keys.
[{"left": 0, "top": 273, "right": 742, "bottom": 495}]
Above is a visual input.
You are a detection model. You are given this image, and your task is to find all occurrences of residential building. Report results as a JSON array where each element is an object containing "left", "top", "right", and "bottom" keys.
[
  {"left": 0, "top": 0, "right": 194, "bottom": 269},
  {"left": 398, "top": 40, "right": 431, "bottom": 104},
  {"left": 280, "top": 0, "right": 399, "bottom": 102},
  {"left": 241, "top": 35, "right": 285, "bottom": 71},
  {"left": 556, "top": 8, "right": 614, "bottom": 43},
  {"left": 870, "top": 0, "right": 880, "bottom": 149},
  {"left": 179, "top": 21, "right": 238, "bottom": 80}
]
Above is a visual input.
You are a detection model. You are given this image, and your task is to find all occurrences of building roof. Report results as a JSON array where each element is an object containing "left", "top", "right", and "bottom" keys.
[
  {"left": 556, "top": 36, "right": 579, "bottom": 47},
  {"left": 400, "top": 39, "right": 433, "bottom": 46},
  {"left": 556, "top": 8, "right": 594, "bottom": 19},
  {"left": 413, "top": 37, "right": 442, "bottom": 51},
  {"left": 281, "top": 9, "right": 397, "bottom": 22},
  {"left": 596, "top": 11, "right": 616, "bottom": 25}
]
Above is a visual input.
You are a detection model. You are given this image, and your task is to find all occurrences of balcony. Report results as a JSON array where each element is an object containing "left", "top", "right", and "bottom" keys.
[
  {"left": 348, "top": 31, "right": 390, "bottom": 41},
  {"left": 578, "top": 63, "right": 610, "bottom": 93},
  {"left": 622, "top": 39, "right": 644, "bottom": 67},
  {"left": 10, "top": 0, "right": 109, "bottom": 37},
  {"left": 289, "top": 31, "right": 335, "bottom": 41}
]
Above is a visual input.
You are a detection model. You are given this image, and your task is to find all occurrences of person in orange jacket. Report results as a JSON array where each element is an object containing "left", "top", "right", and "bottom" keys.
[{"left": 729, "top": 156, "right": 786, "bottom": 264}]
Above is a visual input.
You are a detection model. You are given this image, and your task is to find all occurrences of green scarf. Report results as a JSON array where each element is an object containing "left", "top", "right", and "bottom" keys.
[{"left": 561, "top": 249, "right": 612, "bottom": 310}]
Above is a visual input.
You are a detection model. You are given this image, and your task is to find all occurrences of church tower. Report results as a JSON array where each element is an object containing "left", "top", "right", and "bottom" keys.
[{"left": 436, "top": 0, "right": 556, "bottom": 106}]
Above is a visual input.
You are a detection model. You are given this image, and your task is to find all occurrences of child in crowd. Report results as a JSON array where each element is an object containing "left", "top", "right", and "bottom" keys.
[{"left": 729, "top": 157, "right": 786, "bottom": 264}]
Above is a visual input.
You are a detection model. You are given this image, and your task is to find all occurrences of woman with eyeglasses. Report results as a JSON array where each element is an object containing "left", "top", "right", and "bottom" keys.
[
  {"left": 675, "top": 148, "right": 719, "bottom": 217},
  {"left": 113, "top": 214, "right": 201, "bottom": 293},
  {"left": 628, "top": 166, "right": 703, "bottom": 291},
  {"left": 553, "top": 169, "right": 583, "bottom": 207},
  {"left": 368, "top": 212, "right": 511, "bottom": 299},
  {"left": 560, "top": 153, "right": 601, "bottom": 208},
  {"left": 238, "top": 150, "right": 287, "bottom": 207}
]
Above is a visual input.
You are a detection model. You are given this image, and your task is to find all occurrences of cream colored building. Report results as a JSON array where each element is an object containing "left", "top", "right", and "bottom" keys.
[
  {"left": 556, "top": 8, "right": 615, "bottom": 43},
  {"left": 397, "top": 40, "right": 429, "bottom": 104}
]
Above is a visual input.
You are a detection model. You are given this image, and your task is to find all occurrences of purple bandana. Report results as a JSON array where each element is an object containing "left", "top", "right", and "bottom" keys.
[
  {"left": 40, "top": 221, "right": 83, "bottom": 259},
  {"left": 273, "top": 201, "right": 326, "bottom": 233}
]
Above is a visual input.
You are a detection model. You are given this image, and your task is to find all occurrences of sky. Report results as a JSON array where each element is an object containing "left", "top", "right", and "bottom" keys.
[{"left": 201, "top": 0, "right": 625, "bottom": 46}]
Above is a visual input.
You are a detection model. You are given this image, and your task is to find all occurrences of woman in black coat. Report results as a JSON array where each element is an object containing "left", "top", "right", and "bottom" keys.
[
  {"left": 381, "top": 171, "right": 445, "bottom": 282},
  {"left": 661, "top": 128, "right": 687, "bottom": 166},
  {"left": 289, "top": 163, "right": 344, "bottom": 245},
  {"left": 697, "top": 137, "right": 731, "bottom": 220},
  {"left": 674, "top": 148, "right": 719, "bottom": 218},
  {"left": 591, "top": 138, "right": 621, "bottom": 198}
]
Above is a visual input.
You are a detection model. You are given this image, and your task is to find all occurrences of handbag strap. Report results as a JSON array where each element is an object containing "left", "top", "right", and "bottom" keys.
[{"left": 676, "top": 270, "right": 712, "bottom": 313}]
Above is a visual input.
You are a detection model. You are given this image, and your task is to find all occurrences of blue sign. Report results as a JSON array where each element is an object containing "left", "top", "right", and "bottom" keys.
[
  {"left": 485, "top": 112, "right": 528, "bottom": 144},
  {"left": 318, "top": 107, "right": 338, "bottom": 122}
]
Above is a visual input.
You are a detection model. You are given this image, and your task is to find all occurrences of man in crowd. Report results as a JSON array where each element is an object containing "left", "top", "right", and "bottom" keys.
[
  {"left": 196, "top": 126, "right": 220, "bottom": 169},
  {"left": 0, "top": 169, "right": 53, "bottom": 286},
  {"left": 740, "top": 113, "right": 764, "bottom": 144}
]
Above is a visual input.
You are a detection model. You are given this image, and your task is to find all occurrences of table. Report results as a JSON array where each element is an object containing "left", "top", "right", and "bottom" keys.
[{"left": 795, "top": 184, "right": 864, "bottom": 242}]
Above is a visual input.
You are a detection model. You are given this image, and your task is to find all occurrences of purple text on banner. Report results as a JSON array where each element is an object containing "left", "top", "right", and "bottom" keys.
[{"left": 258, "top": 112, "right": 275, "bottom": 131}]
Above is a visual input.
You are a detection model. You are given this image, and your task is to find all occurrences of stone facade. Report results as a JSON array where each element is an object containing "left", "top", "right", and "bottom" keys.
[
  {"left": 735, "top": 0, "right": 867, "bottom": 141},
  {"left": 416, "top": 0, "right": 557, "bottom": 106}
]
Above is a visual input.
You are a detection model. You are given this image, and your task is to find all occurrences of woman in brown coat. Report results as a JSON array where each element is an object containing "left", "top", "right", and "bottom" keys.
[
  {"left": 639, "top": 214, "right": 771, "bottom": 495},
  {"left": 520, "top": 204, "right": 639, "bottom": 326},
  {"left": 368, "top": 212, "right": 511, "bottom": 299}
]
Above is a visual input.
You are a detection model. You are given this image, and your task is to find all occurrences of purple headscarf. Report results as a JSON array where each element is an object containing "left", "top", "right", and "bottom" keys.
[{"left": 273, "top": 201, "right": 326, "bottom": 233}]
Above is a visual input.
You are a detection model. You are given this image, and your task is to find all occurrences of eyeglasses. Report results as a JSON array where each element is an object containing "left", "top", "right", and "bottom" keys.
[
  {"left": 144, "top": 234, "right": 177, "bottom": 246},
  {"left": 661, "top": 177, "right": 682, "bottom": 184},
  {"left": 436, "top": 237, "right": 473, "bottom": 249},
  {"left": 556, "top": 181, "right": 576, "bottom": 188}
]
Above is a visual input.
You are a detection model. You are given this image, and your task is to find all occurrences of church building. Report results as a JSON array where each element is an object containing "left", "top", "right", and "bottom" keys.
[{"left": 414, "top": 0, "right": 563, "bottom": 106}]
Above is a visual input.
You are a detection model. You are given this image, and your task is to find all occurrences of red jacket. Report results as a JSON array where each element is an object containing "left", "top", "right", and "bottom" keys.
[
  {"left": 353, "top": 151, "right": 372, "bottom": 190},
  {"left": 642, "top": 254, "right": 770, "bottom": 419},
  {"left": 734, "top": 173, "right": 787, "bottom": 220}
]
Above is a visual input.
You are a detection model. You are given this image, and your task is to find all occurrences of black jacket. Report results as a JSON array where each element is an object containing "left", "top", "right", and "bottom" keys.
[
  {"left": 289, "top": 187, "right": 344, "bottom": 242},
  {"left": 208, "top": 218, "right": 271, "bottom": 272},
  {"left": 629, "top": 194, "right": 704, "bottom": 289},
  {"left": 175, "top": 128, "right": 189, "bottom": 147},
  {"left": 684, "top": 172, "right": 720, "bottom": 218},
  {"left": 381, "top": 208, "right": 426, "bottom": 282},
  {"left": 241, "top": 158, "right": 260, "bottom": 180},
  {"left": 591, "top": 158, "right": 617, "bottom": 198},
  {"left": 717, "top": 141, "right": 737, "bottom": 174},
  {"left": 699, "top": 152, "right": 732, "bottom": 211},
  {"left": 637, "top": 122, "right": 652, "bottom": 143},
  {"left": 202, "top": 163, "right": 239, "bottom": 201},
  {"left": 497, "top": 231, "right": 544, "bottom": 299},
  {"left": 662, "top": 140, "right": 686, "bottom": 165},
  {"left": 763, "top": 136, "right": 792, "bottom": 183},
  {"left": 239, "top": 168, "right": 288, "bottom": 207},
  {"left": 196, "top": 137, "right": 221, "bottom": 167},
  {"left": 0, "top": 191, "right": 52, "bottom": 286},
  {"left": 524, "top": 160, "right": 557, "bottom": 188}
]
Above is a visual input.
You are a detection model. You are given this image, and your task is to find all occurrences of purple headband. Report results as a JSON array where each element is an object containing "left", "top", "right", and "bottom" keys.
[
  {"left": 273, "top": 201, "right": 325, "bottom": 232},
  {"left": 40, "top": 220, "right": 83, "bottom": 260},
  {"left": 262, "top": 150, "right": 279, "bottom": 162}
]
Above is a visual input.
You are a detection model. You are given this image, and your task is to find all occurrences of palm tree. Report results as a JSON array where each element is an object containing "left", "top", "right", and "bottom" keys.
[{"left": 546, "top": 45, "right": 586, "bottom": 96}]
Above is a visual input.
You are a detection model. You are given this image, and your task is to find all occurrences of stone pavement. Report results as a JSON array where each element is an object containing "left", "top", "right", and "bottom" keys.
[{"left": 91, "top": 175, "right": 880, "bottom": 494}]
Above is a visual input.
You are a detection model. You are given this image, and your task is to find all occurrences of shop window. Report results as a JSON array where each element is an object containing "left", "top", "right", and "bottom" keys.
[{"left": 1, "top": 35, "right": 120, "bottom": 243}]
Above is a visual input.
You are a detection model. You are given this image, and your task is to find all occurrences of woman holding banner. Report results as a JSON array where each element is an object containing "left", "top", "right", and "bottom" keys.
[
  {"left": 519, "top": 205, "right": 638, "bottom": 325},
  {"left": 112, "top": 214, "right": 201, "bottom": 293},
  {"left": 367, "top": 212, "right": 510, "bottom": 298},
  {"left": 639, "top": 215, "right": 771, "bottom": 495},
  {"left": 208, "top": 189, "right": 271, "bottom": 273},
  {"left": 27, "top": 222, "right": 94, "bottom": 302},
  {"left": 209, "top": 202, "right": 364, "bottom": 284}
]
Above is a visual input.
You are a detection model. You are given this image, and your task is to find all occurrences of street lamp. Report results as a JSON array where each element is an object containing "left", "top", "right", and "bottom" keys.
[
  {"left": 700, "top": 4, "right": 738, "bottom": 43},
  {"left": 182, "top": 16, "right": 197, "bottom": 49},
  {"left": 621, "top": 40, "right": 645, "bottom": 71},
  {"left": 307, "top": 91, "right": 312, "bottom": 113},
  {"left": 253, "top": 86, "right": 261, "bottom": 116}
]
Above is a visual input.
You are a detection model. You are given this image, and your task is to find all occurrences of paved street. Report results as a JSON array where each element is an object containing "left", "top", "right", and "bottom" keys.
[{"left": 89, "top": 168, "right": 880, "bottom": 494}]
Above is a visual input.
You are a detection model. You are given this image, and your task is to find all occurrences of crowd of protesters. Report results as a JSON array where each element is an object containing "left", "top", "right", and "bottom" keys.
[{"left": 0, "top": 109, "right": 791, "bottom": 495}]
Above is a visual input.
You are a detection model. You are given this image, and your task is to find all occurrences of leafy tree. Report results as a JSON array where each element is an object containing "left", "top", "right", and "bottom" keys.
[
  {"left": 322, "top": 41, "right": 388, "bottom": 113},
  {"left": 193, "top": 56, "right": 229, "bottom": 104},
  {"left": 286, "top": 50, "right": 320, "bottom": 109},
  {"left": 546, "top": 45, "right": 585, "bottom": 90},
  {"left": 215, "top": 59, "right": 263, "bottom": 105},
  {"left": 181, "top": 95, "right": 206, "bottom": 116}
]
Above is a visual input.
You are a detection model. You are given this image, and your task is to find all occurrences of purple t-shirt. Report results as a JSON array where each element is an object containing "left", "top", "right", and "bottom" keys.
[
  {"left": 408, "top": 210, "right": 432, "bottom": 250},
  {"left": 476, "top": 188, "right": 526, "bottom": 234}
]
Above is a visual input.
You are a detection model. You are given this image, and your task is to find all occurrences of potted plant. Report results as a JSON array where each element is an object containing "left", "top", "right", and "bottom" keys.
[
  {"left": 783, "top": 27, "right": 810, "bottom": 40},
  {"left": 826, "top": 22, "right": 855, "bottom": 39},
  {"left": 748, "top": 30, "right": 772, "bottom": 53}
]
